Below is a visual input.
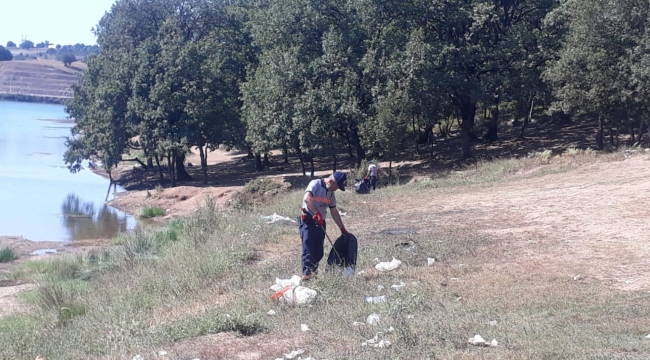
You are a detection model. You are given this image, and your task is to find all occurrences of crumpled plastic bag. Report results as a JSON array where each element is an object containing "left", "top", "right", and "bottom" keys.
[
  {"left": 262, "top": 213, "right": 297, "bottom": 224},
  {"left": 276, "top": 286, "right": 317, "bottom": 305},
  {"left": 270, "top": 275, "right": 302, "bottom": 292},
  {"left": 375, "top": 258, "right": 402, "bottom": 271}
]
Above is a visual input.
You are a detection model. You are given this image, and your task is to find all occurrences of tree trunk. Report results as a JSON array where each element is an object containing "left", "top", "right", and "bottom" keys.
[
  {"left": 628, "top": 120, "right": 636, "bottom": 145},
  {"left": 459, "top": 98, "right": 477, "bottom": 159},
  {"left": 175, "top": 152, "right": 192, "bottom": 182},
  {"left": 637, "top": 120, "right": 645, "bottom": 144},
  {"left": 596, "top": 116, "right": 604, "bottom": 150},
  {"left": 350, "top": 128, "right": 365, "bottom": 166},
  {"left": 283, "top": 144, "right": 289, "bottom": 163},
  {"left": 412, "top": 115, "right": 420, "bottom": 155},
  {"left": 388, "top": 160, "right": 392, "bottom": 185},
  {"left": 263, "top": 153, "right": 270, "bottom": 167},
  {"left": 146, "top": 156, "right": 153, "bottom": 168},
  {"left": 519, "top": 93, "right": 535, "bottom": 139},
  {"left": 332, "top": 149, "right": 337, "bottom": 172},
  {"left": 199, "top": 145, "right": 208, "bottom": 185},
  {"left": 255, "top": 153, "right": 264, "bottom": 171},
  {"left": 347, "top": 134, "right": 354, "bottom": 158},
  {"left": 310, "top": 154, "right": 315, "bottom": 178},
  {"left": 168, "top": 153, "right": 176, "bottom": 188},
  {"left": 609, "top": 127, "right": 614, "bottom": 146},
  {"left": 105, "top": 169, "right": 113, "bottom": 202},
  {"left": 298, "top": 148, "right": 306, "bottom": 176},
  {"left": 155, "top": 154, "right": 164, "bottom": 183}
]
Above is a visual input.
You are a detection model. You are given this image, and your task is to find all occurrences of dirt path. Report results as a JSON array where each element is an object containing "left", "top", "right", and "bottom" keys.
[{"left": 382, "top": 155, "right": 650, "bottom": 291}]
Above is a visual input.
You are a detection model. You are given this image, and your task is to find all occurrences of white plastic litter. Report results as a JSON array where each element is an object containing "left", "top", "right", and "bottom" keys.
[
  {"left": 489, "top": 320, "right": 497, "bottom": 326},
  {"left": 646, "top": 333, "right": 650, "bottom": 339},
  {"left": 352, "top": 321, "right": 365, "bottom": 326},
  {"left": 276, "top": 286, "right": 318, "bottom": 305},
  {"left": 367, "top": 313, "right": 381, "bottom": 325},
  {"left": 262, "top": 213, "right": 297, "bottom": 224},
  {"left": 361, "top": 333, "right": 392, "bottom": 348},
  {"left": 468, "top": 335, "right": 486, "bottom": 346},
  {"left": 133, "top": 356, "right": 144, "bottom": 360},
  {"left": 377, "top": 285, "right": 385, "bottom": 291},
  {"left": 301, "top": 324, "right": 310, "bottom": 332},
  {"left": 365, "top": 295, "right": 386, "bottom": 304},
  {"left": 427, "top": 257, "right": 436, "bottom": 266},
  {"left": 375, "top": 258, "right": 402, "bottom": 271},
  {"left": 391, "top": 282, "right": 406, "bottom": 291},
  {"left": 406, "top": 314, "right": 414, "bottom": 319},
  {"left": 368, "top": 340, "right": 392, "bottom": 348},
  {"left": 268, "top": 310, "right": 277, "bottom": 315},
  {"left": 270, "top": 276, "right": 302, "bottom": 292},
  {"left": 283, "top": 349, "right": 305, "bottom": 359},
  {"left": 158, "top": 350, "right": 168, "bottom": 356},
  {"left": 490, "top": 339, "right": 498, "bottom": 347}
]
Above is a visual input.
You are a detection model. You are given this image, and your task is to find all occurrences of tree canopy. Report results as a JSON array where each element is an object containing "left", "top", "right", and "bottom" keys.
[
  {"left": 65, "top": 0, "right": 650, "bottom": 186},
  {"left": 0, "top": 46, "right": 12, "bottom": 61}
]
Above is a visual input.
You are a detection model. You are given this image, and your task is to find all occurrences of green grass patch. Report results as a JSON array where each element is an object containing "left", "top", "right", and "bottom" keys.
[
  {"left": 0, "top": 246, "right": 17, "bottom": 263},
  {"left": 140, "top": 206, "right": 166, "bottom": 218}
]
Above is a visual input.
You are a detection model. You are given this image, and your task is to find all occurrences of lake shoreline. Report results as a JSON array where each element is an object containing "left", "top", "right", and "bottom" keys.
[{"left": 0, "top": 94, "right": 69, "bottom": 105}]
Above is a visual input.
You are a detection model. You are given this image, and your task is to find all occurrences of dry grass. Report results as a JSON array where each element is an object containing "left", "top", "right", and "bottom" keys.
[
  {"left": 0, "top": 59, "right": 81, "bottom": 99},
  {"left": 2, "top": 151, "right": 650, "bottom": 359}
]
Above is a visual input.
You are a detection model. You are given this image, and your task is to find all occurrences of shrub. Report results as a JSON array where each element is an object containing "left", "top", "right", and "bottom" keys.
[
  {"left": 140, "top": 207, "right": 165, "bottom": 218},
  {"left": 0, "top": 247, "right": 17, "bottom": 263}
]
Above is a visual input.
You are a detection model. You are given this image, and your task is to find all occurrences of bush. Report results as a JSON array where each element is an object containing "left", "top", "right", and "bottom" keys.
[
  {"left": 231, "top": 178, "right": 284, "bottom": 210},
  {"left": 140, "top": 207, "right": 165, "bottom": 218},
  {"left": 0, "top": 46, "right": 12, "bottom": 61},
  {"left": 0, "top": 247, "right": 17, "bottom": 263},
  {"left": 60, "top": 53, "right": 76, "bottom": 67}
]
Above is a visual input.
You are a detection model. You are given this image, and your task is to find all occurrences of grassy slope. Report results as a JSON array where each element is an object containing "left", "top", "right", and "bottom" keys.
[
  {"left": 0, "top": 60, "right": 83, "bottom": 100},
  {"left": 2, "top": 150, "right": 650, "bottom": 359}
]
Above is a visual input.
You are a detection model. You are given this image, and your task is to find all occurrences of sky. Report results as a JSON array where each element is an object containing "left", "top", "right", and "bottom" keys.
[{"left": 0, "top": 0, "right": 116, "bottom": 46}]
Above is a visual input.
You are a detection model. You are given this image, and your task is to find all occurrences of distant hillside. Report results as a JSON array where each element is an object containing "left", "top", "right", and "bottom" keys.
[{"left": 0, "top": 60, "right": 84, "bottom": 102}]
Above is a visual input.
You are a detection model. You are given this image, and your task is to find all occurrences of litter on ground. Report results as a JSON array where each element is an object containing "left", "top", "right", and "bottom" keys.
[
  {"left": 268, "top": 310, "right": 277, "bottom": 315},
  {"left": 271, "top": 276, "right": 302, "bottom": 291},
  {"left": 273, "top": 286, "right": 317, "bottom": 305},
  {"left": 282, "top": 349, "right": 305, "bottom": 359},
  {"left": 489, "top": 320, "right": 497, "bottom": 326},
  {"left": 301, "top": 324, "right": 310, "bottom": 332},
  {"left": 391, "top": 282, "right": 406, "bottom": 291},
  {"left": 367, "top": 313, "right": 381, "bottom": 325},
  {"left": 262, "top": 213, "right": 297, "bottom": 224},
  {"left": 375, "top": 258, "right": 402, "bottom": 271},
  {"left": 427, "top": 257, "right": 436, "bottom": 266},
  {"left": 468, "top": 334, "right": 498, "bottom": 347},
  {"left": 353, "top": 321, "right": 365, "bottom": 326}
]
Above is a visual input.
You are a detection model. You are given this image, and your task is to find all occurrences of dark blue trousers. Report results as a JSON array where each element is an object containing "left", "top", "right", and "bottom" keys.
[
  {"left": 369, "top": 176, "right": 377, "bottom": 190},
  {"left": 300, "top": 219, "right": 326, "bottom": 276}
]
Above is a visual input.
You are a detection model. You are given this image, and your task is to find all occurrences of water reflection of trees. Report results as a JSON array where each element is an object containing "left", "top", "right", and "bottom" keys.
[{"left": 60, "top": 194, "right": 131, "bottom": 240}]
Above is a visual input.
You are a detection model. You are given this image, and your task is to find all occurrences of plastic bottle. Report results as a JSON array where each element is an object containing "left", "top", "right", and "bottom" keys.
[{"left": 365, "top": 295, "right": 386, "bottom": 304}]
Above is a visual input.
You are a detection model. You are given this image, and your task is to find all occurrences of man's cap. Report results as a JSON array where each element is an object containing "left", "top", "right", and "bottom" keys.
[{"left": 333, "top": 171, "right": 347, "bottom": 191}]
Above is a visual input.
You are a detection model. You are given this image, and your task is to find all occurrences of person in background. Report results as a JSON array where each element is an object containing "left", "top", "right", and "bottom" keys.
[{"left": 366, "top": 161, "right": 378, "bottom": 191}]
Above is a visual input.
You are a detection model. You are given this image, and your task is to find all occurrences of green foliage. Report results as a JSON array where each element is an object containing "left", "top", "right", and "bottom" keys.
[
  {"left": 60, "top": 52, "right": 76, "bottom": 66},
  {"left": 0, "top": 247, "right": 17, "bottom": 263},
  {"left": 139, "top": 207, "right": 165, "bottom": 218},
  {"left": 0, "top": 46, "right": 12, "bottom": 61},
  {"left": 19, "top": 40, "right": 34, "bottom": 49},
  {"left": 6, "top": 41, "right": 16, "bottom": 48}
]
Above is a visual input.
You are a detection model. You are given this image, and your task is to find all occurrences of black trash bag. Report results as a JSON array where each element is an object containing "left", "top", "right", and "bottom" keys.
[
  {"left": 354, "top": 178, "right": 370, "bottom": 194},
  {"left": 326, "top": 233, "right": 358, "bottom": 268}
]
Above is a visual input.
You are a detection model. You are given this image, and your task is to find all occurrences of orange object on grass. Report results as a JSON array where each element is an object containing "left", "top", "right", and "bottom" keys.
[{"left": 270, "top": 286, "right": 292, "bottom": 300}]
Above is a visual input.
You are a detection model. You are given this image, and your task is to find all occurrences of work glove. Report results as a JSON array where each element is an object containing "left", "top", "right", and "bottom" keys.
[
  {"left": 340, "top": 227, "right": 349, "bottom": 235},
  {"left": 313, "top": 212, "right": 325, "bottom": 227}
]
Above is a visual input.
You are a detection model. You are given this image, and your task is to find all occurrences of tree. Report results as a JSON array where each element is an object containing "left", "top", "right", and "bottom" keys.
[
  {"left": 545, "top": 0, "right": 648, "bottom": 149},
  {"left": 61, "top": 53, "right": 77, "bottom": 66},
  {"left": 0, "top": 46, "right": 12, "bottom": 61},
  {"left": 19, "top": 40, "right": 34, "bottom": 49},
  {"left": 6, "top": 41, "right": 16, "bottom": 48}
]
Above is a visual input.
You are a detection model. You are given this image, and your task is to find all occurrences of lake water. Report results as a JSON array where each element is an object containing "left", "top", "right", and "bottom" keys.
[{"left": 0, "top": 100, "right": 137, "bottom": 242}]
